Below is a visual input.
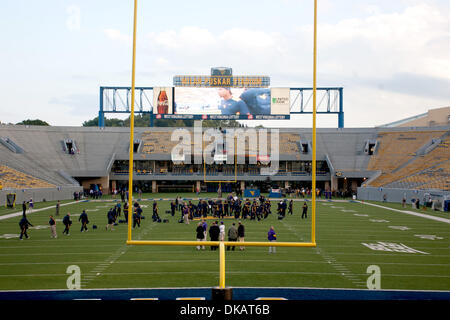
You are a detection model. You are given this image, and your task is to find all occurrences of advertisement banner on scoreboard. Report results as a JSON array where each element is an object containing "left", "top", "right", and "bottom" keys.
[
  {"left": 270, "top": 87, "right": 290, "bottom": 115},
  {"left": 173, "top": 87, "right": 290, "bottom": 116},
  {"left": 153, "top": 87, "right": 173, "bottom": 114},
  {"left": 155, "top": 114, "right": 290, "bottom": 120}
]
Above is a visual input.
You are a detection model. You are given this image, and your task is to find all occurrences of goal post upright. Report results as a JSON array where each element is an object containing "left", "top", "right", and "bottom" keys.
[
  {"left": 311, "top": 0, "right": 318, "bottom": 244},
  {"left": 127, "top": 0, "right": 138, "bottom": 242}
]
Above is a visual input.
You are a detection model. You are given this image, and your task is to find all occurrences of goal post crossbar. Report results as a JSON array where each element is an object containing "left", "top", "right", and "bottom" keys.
[
  {"left": 127, "top": 240, "right": 317, "bottom": 289},
  {"left": 127, "top": 240, "right": 316, "bottom": 247}
]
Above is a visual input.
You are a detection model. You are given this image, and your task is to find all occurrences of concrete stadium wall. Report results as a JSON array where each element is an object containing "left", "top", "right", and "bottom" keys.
[
  {"left": 0, "top": 186, "right": 83, "bottom": 206},
  {"left": 357, "top": 186, "right": 450, "bottom": 206}
]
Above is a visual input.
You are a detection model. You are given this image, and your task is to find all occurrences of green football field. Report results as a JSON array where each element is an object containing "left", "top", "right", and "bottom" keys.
[{"left": 0, "top": 194, "right": 449, "bottom": 291}]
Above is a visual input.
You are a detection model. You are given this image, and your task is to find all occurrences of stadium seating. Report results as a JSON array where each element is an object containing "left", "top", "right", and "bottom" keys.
[
  {"left": 141, "top": 131, "right": 182, "bottom": 154},
  {"left": 0, "top": 125, "right": 447, "bottom": 193},
  {"left": 368, "top": 131, "right": 449, "bottom": 190},
  {"left": 140, "top": 131, "right": 301, "bottom": 156},
  {"left": 0, "top": 165, "right": 55, "bottom": 189}
]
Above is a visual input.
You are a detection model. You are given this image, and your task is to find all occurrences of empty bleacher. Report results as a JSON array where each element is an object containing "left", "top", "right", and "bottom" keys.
[
  {"left": 140, "top": 130, "right": 301, "bottom": 156},
  {"left": 0, "top": 125, "right": 130, "bottom": 186},
  {"left": 141, "top": 131, "right": 179, "bottom": 154},
  {"left": 368, "top": 131, "right": 449, "bottom": 190},
  {"left": 0, "top": 165, "right": 55, "bottom": 189},
  {"left": 0, "top": 124, "right": 448, "bottom": 193}
]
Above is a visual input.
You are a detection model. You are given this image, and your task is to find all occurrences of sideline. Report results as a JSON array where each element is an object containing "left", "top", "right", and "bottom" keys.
[
  {"left": 0, "top": 286, "right": 449, "bottom": 300},
  {"left": 357, "top": 201, "right": 450, "bottom": 224},
  {"left": 0, "top": 201, "right": 84, "bottom": 221}
]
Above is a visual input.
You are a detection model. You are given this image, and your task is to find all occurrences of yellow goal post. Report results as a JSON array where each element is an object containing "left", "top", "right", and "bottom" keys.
[{"left": 126, "top": 0, "right": 319, "bottom": 289}]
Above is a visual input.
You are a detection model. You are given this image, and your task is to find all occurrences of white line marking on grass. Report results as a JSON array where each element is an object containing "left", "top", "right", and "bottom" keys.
[
  {"left": 279, "top": 220, "right": 366, "bottom": 288},
  {"left": 80, "top": 220, "right": 157, "bottom": 288},
  {"left": 358, "top": 201, "right": 450, "bottom": 224},
  {"left": 2, "top": 271, "right": 450, "bottom": 281},
  {"left": 0, "top": 252, "right": 114, "bottom": 256},
  {"left": 11, "top": 271, "right": 446, "bottom": 278},
  {"left": 28, "top": 225, "right": 49, "bottom": 230},
  {"left": 1, "top": 260, "right": 447, "bottom": 267},
  {"left": 0, "top": 201, "right": 81, "bottom": 221},
  {"left": 0, "top": 234, "right": 19, "bottom": 239},
  {"left": 414, "top": 235, "right": 444, "bottom": 240},
  {"left": 361, "top": 242, "right": 429, "bottom": 254},
  {"left": 388, "top": 226, "right": 410, "bottom": 231}
]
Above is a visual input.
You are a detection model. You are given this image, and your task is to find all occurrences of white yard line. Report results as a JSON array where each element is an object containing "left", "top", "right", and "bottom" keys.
[
  {"left": 2, "top": 271, "right": 449, "bottom": 278},
  {"left": 358, "top": 201, "right": 450, "bottom": 224},
  {"left": 279, "top": 219, "right": 366, "bottom": 288},
  {"left": 0, "top": 201, "right": 81, "bottom": 221},
  {"left": 0, "top": 260, "right": 447, "bottom": 267},
  {"left": 80, "top": 221, "right": 157, "bottom": 288}
]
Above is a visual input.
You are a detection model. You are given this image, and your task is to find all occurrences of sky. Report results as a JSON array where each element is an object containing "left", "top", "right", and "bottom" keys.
[{"left": 0, "top": 0, "right": 449, "bottom": 128}]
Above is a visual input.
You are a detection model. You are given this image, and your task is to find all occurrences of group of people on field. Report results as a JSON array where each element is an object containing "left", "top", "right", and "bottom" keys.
[
  {"left": 17, "top": 193, "right": 308, "bottom": 244},
  {"left": 173, "top": 194, "right": 309, "bottom": 225},
  {"left": 194, "top": 219, "right": 278, "bottom": 253}
]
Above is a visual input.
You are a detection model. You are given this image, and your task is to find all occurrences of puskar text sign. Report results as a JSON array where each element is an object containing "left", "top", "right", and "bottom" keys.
[{"left": 173, "top": 75, "right": 270, "bottom": 88}]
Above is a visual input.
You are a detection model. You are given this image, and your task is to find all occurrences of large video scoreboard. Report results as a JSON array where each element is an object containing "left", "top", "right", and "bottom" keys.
[{"left": 154, "top": 67, "right": 290, "bottom": 120}]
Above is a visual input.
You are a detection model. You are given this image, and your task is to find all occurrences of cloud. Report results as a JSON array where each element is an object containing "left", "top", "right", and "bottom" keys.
[
  {"left": 363, "top": 72, "right": 450, "bottom": 100},
  {"left": 99, "top": 3, "right": 450, "bottom": 128},
  {"left": 308, "top": 4, "right": 450, "bottom": 80},
  {"left": 104, "top": 28, "right": 131, "bottom": 44},
  {"left": 49, "top": 94, "right": 97, "bottom": 116},
  {"left": 66, "top": 5, "right": 81, "bottom": 31}
]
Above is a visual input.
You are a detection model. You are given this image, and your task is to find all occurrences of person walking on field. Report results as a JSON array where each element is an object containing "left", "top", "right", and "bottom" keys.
[
  {"left": 132, "top": 209, "right": 140, "bottom": 229},
  {"left": 183, "top": 204, "right": 190, "bottom": 224},
  {"left": 124, "top": 202, "right": 129, "bottom": 223},
  {"left": 28, "top": 198, "right": 34, "bottom": 213},
  {"left": 79, "top": 210, "right": 89, "bottom": 232},
  {"left": 219, "top": 221, "right": 225, "bottom": 241},
  {"left": 62, "top": 213, "right": 72, "bottom": 235},
  {"left": 196, "top": 222, "right": 205, "bottom": 250},
  {"left": 55, "top": 200, "right": 60, "bottom": 216},
  {"left": 19, "top": 214, "right": 33, "bottom": 240},
  {"left": 268, "top": 226, "right": 277, "bottom": 253},
  {"left": 227, "top": 223, "right": 238, "bottom": 251},
  {"left": 209, "top": 221, "right": 220, "bottom": 250},
  {"left": 237, "top": 221, "right": 245, "bottom": 251},
  {"left": 301, "top": 202, "right": 308, "bottom": 219},
  {"left": 22, "top": 201, "right": 27, "bottom": 216},
  {"left": 49, "top": 215, "right": 57, "bottom": 238},
  {"left": 106, "top": 208, "right": 115, "bottom": 231},
  {"left": 202, "top": 219, "right": 208, "bottom": 247}
]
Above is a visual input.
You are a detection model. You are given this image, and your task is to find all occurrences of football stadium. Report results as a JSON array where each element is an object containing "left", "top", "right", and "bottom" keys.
[
  {"left": 0, "top": 1, "right": 449, "bottom": 311},
  {"left": 1, "top": 109, "right": 449, "bottom": 301}
]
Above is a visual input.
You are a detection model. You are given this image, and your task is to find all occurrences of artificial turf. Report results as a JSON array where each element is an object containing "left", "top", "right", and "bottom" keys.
[{"left": 0, "top": 194, "right": 449, "bottom": 291}]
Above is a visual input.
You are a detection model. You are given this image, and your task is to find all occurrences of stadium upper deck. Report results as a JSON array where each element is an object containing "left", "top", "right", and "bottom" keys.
[{"left": 0, "top": 124, "right": 448, "bottom": 194}]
